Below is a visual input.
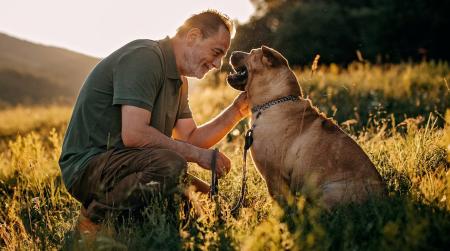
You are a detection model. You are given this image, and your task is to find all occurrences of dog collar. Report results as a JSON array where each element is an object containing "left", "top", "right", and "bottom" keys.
[
  {"left": 251, "top": 95, "right": 300, "bottom": 114},
  {"left": 245, "top": 95, "right": 300, "bottom": 151}
]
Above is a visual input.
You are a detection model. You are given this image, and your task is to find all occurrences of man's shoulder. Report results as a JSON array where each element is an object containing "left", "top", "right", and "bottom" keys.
[
  {"left": 116, "top": 39, "right": 165, "bottom": 68},
  {"left": 122, "top": 39, "right": 163, "bottom": 56}
]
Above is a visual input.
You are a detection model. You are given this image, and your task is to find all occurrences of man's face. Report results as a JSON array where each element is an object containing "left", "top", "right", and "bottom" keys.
[{"left": 184, "top": 26, "right": 231, "bottom": 79}]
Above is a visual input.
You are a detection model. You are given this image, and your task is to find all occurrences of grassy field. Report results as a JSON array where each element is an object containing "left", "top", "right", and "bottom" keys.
[{"left": 0, "top": 62, "right": 449, "bottom": 250}]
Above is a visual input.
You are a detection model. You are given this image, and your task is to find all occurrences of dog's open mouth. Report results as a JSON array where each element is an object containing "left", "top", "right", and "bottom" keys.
[{"left": 227, "top": 65, "right": 248, "bottom": 91}]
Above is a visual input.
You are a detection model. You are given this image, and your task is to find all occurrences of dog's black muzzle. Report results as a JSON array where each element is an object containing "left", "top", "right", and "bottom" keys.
[{"left": 227, "top": 51, "right": 249, "bottom": 91}]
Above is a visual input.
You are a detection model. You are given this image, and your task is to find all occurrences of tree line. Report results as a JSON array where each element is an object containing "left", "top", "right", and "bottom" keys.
[{"left": 229, "top": 0, "right": 450, "bottom": 66}]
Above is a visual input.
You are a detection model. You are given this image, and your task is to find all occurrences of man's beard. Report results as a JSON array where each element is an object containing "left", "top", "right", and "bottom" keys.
[{"left": 184, "top": 50, "right": 206, "bottom": 79}]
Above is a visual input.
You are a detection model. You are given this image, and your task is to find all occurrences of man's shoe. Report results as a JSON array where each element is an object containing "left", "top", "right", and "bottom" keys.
[{"left": 77, "top": 207, "right": 100, "bottom": 240}]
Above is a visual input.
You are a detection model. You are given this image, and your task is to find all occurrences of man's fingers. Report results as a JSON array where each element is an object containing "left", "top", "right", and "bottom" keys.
[
  {"left": 208, "top": 151, "right": 231, "bottom": 178},
  {"left": 215, "top": 156, "right": 231, "bottom": 178}
]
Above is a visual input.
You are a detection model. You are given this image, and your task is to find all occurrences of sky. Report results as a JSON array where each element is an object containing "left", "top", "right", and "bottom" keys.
[{"left": 0, "top": 0, "right": 255, "bottom": 58}]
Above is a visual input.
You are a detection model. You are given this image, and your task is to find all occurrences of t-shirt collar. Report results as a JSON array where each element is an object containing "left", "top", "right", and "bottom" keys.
[{"left": 158, "top": 36, "right": 181, "bottom": 80}]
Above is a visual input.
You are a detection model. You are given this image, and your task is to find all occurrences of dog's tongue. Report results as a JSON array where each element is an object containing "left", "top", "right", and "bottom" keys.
[
  {"left": 227, "top": 74, "right": 247, "bottom": 91},
  {"left": 226, "top": 74, "right": 237, "bottom": 83},
  {"left": 227, "top": 71, "right": 246, "bottom": 83}
]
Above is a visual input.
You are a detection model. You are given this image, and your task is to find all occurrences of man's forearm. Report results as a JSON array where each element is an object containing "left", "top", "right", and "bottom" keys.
[
  {"left": 124, "top": 124, "right": 202, "bottom": 163},
  {"left": 187, "top": 104, "right": 244, "bottom": 149}
]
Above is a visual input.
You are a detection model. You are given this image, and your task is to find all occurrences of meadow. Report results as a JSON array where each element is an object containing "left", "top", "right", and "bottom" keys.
[{"left": 0, "top": 61, "right": 449, "bottom": 250}]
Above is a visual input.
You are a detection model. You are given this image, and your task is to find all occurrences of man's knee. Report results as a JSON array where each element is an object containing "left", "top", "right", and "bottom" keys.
[
  {"left": 138, "top": 149, "right": 187, "bottom": 187},
  {"left": 164, "top": 150, "right": 187, "bottom": 177},
  {"left": 156, "top": 149, "right": 187, "bottom": 177}
]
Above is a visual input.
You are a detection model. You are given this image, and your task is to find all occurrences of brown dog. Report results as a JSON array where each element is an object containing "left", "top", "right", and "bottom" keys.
[{"left": 227, "top": 46, "right": 385, "bottom": 209}]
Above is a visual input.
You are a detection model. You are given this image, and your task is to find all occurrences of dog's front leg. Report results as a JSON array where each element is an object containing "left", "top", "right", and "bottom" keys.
[{"left": 266, "top": 176, "right": 294, "bottom": 208}]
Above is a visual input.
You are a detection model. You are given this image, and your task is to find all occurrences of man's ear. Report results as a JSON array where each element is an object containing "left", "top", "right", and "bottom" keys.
[
  {"left": 186, "top": 28, "right": 202, "bottom": 46},
  {"left": 261, "top": 45, "right": 287, "bottom": 67}
]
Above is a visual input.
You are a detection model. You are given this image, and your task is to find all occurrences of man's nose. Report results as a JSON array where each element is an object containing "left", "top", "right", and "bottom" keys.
[{"left": 212, "top": 57, "right": 222, "bottom": 69}]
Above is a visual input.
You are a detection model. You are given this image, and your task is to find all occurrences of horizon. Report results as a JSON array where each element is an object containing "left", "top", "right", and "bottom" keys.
[{"left": 0, "top": 0, "right": 254, "bottom": 58}]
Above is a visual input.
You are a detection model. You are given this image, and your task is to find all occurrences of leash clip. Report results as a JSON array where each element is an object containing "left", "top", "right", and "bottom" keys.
[{"left": 244, "top": 129, "right": 254, "bottom": 151}]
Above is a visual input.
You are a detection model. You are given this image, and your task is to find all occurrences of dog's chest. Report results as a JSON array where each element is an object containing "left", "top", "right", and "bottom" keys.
[{"left": 248, "top": 113, "right": 292, "bottom": 179}]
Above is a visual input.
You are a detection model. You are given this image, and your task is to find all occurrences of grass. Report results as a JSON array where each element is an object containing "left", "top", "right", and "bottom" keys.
[
  {"left": 0, "top": 61, "right": 449, "bottom": 250},
  {"left": 0, "top": 105, "right": 71, "bottom": 139}
]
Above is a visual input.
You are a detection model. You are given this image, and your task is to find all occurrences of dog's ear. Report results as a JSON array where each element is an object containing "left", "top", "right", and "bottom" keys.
[{"left": 261, "top": 46, "right": 288, "bottom": 67}]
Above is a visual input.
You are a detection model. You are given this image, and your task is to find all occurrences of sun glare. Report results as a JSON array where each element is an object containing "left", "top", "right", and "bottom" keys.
[{"left": 0, "top": 0, "right": 254, "bottom": 57}]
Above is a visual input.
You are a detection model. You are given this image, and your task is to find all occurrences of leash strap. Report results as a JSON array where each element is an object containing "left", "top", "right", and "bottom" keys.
[
  {"left": 210, "top": 148, "right": 219, "bottom": 197},
  {"left": 230, "top": 95, "right": 299, "bottom": 213},
  {"left": 231, "top": 129, "right": 253, "bottom": 215},
  {"left": 208, "top": 128, "right": 255, "bottom": 214}
]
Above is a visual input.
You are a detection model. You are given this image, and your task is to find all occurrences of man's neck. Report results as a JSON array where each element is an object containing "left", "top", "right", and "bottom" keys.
[{"left": 170, "top": 36, "right": 186, "bottom": 77}]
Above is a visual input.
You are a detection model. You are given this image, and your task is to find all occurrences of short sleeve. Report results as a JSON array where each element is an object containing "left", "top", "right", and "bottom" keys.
[
  {"left": 112, "top": 47, "right": 163, "bottom": 111},
  {"left": 178, "top": 76, "right": 193, "bottom": 119}
]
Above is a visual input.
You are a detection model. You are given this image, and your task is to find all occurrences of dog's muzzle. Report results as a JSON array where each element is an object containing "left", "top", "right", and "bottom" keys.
[{"left": 227, "top": 51, "right": 249, "bottom": 91}]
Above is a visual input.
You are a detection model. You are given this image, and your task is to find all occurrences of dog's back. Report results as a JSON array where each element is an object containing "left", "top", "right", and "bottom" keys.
[{"left": 287, "top": 100, "right": 385, "bottom": 208}]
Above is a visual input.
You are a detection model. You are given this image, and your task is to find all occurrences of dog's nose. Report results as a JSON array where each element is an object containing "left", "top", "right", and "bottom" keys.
[
  {"left": 231, "top": 51, "right": 242, "bottom": 57},
  {"left": 230, "top": 51, "right": 248, "bottom": 66}
]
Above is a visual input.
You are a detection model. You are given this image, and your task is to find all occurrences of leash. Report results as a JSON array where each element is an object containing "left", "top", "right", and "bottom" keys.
[
  {"left": 230, "top": 128, "right": 252, "bottom": 215},
  {"left": 210, "top": 148, "right": 219, "bottom": 197},
  {"left": 230, "top": 94, "right": 300, "bottom": 215},
  {"left": 208, "top": 143, "right": 249, "bottom": 216}
]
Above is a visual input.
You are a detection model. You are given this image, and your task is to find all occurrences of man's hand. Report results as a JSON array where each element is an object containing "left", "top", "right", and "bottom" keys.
[
  {"left": 197, "top": 149, "right": 231, "bottom": 178},
  {"left": 232, "top": 92, "right": 250, "bottom": 118},
  {"left": 174, "top": 91, "right": 250, "bottom": 149}
]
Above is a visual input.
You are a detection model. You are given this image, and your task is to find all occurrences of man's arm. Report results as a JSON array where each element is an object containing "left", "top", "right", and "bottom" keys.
[
  {"left": 173, "top": 92, "right": 249, "bottom": 148},
  {"left": 121, "top": 105, "right": 230, "bottom": 177}
]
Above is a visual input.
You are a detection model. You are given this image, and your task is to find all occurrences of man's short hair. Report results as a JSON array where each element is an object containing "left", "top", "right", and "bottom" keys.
[{"left": 176, "top": 10, "right": 235, "bottom": 39}]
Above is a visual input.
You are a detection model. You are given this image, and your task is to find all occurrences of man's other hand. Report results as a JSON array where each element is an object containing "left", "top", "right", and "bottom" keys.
[
  {"left": 232, "top": 91, "right": 250, "bottom": 118},
  {"left": 197, "top": 149, "right": 231, "bottom": 178}
]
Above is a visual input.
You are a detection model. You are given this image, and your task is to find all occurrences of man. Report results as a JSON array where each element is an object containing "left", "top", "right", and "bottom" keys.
[{"left": 59, "top": 10, "right": 249, "bottom": 231}]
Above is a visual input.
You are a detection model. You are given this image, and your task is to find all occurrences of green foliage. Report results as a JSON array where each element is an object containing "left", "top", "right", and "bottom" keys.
[
  {"left": 201, "top": 61, "right": 450, "bottom": 131},
  {"left": 299, "top": 61, "right": 450, "bottom": 129},
  {"left": 231, "top": 0, "right": 450, "bottom": 65}
]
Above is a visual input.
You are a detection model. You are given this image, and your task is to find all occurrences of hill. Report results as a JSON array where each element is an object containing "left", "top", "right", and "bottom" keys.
[{"left": 0, "top": 33, "right": 99, "bottom": 106}]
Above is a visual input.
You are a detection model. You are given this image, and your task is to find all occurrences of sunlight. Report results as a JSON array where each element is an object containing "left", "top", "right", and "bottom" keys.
[{"left": 0, "top": 0, "right": 254, "bottom": 57}]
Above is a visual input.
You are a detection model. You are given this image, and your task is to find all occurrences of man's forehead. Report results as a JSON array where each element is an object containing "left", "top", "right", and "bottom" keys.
[{"left": 209, "top": 26, "right": 231, "bottom": 51}]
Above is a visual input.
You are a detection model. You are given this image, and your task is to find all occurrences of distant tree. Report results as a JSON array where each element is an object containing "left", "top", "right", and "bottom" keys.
[{"left": 229, "top": 0, "right": 450, "bottom": 66}]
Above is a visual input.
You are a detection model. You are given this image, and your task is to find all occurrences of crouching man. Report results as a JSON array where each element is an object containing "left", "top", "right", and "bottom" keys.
[{"left": 58, "top": 10, "right": 249, "bottom": 234}]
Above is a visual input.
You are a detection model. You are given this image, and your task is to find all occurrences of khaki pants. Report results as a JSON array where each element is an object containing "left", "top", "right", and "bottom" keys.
[{"left": 69, "top": 147, "right": 191, "bottom": 222}]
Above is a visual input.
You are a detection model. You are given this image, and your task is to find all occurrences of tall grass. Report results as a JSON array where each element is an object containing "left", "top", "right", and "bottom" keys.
[
  {"left": 0, "top": 105, "right": 71, "bottom": 138},
  {"left": 200, "top": 61, "right": 449, "bottom": 129},
  {"left": 0, "top": 62, "right": 449, "bottom": 250}
]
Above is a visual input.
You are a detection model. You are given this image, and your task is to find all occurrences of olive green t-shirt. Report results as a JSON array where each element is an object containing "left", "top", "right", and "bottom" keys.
[{"left": 59, "top": 37, "right": 192, "bottom": 189}]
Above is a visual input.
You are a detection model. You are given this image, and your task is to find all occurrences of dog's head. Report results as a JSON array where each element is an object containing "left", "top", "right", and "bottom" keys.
[{"left": 227, "top": 46, "right": 301, "bottom": 101}]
